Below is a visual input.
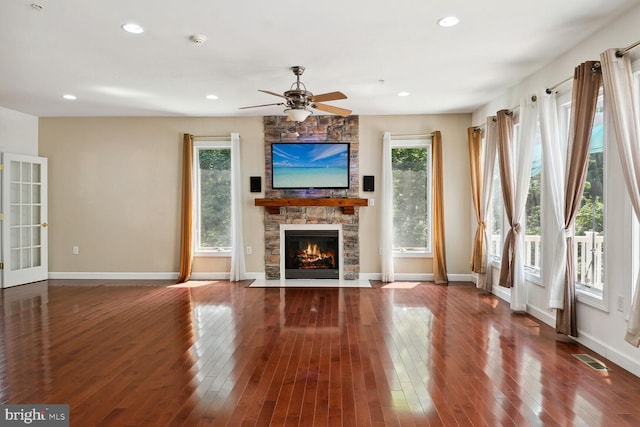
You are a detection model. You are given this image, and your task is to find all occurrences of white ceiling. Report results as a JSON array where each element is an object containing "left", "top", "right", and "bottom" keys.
[{"left": 1, "top": 0, "right": 638, "bottom": 118}]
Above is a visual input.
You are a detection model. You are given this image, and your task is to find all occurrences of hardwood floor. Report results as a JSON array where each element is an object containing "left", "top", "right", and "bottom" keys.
[{"left": 2, "top": 279, "right": 640, "bottom": 426}]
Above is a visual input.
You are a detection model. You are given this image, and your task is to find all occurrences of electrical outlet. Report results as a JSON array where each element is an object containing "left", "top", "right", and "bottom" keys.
[
  {"left": 246, "top": 246, "right": 252, "bottom": 255},
  {"left": 369, "top": 199, "right": 375, "bottom": 206},
  {"left": 616, "top": 295, "right": 624, "bottom": 312},
  {"left": 72, "top": 245, "right": 79, "bottom": 255}
]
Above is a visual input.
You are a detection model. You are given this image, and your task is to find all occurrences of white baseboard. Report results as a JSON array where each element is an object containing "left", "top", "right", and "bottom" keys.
[
  {"left": 491, "top": 284, "right": 511, "bottom": 302},
  {"left": 526, "top": 304, "right": 556, "bottom": 328},
  {"left": 49, "top": 272, "right": 179, "bottom": 280},
  {"left": 447, "top": 273, "right": 474, "bottom": 282}
]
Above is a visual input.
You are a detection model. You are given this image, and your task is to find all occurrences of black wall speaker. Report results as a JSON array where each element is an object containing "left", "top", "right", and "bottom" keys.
[
  {"left": 363, "top": 175, "right": 375, "bottom": 192},
  {"left": 250, "top": 176, "right": 262, "bottom": 193}
]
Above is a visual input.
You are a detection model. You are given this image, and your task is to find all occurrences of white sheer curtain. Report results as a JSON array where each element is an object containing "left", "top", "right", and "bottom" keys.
[
  {"left": 600, "top": 48, "right": 640, "bottom": 346},
  {"left": 539, "top": 92, "right": 567, "bottom": 309},
  {"left": 510, "top": 97, "right": 538, "bottom": 311},
  {"left": 477, "top": 117, "right": 497, "bottom": 291},
  {"left": 381, "top": 132, "right": 395, "bottom": 282},
  {"left": 230, "top": 133, "right": 246, "bottom": 281}
]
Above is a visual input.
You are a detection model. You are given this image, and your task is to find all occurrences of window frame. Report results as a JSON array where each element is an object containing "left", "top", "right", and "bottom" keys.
[
  {"left": 557, "top": 91, "right": 608, "bottom": 311},
  {"left": 524, "top": 121, "right": 543, "bottom": 286},
  {"left": 489, "top": 114, "right": 543, "bottom": 284},
  {"left": 629, "top": 61, "right": 640, "bottom": 318},
  {"left": 193, "top": 139, "right": 232, "bottom": 257},
  {"left": 488, "top": 130, "right": 503, "bottom": 264},
  {"left": 390, "top": 138, "right": 433, "bottom": 258}
]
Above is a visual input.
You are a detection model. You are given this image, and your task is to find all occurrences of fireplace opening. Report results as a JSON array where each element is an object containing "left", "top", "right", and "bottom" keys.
[{"left": 284, "top": 230, "right": 339, "bottom": 279}]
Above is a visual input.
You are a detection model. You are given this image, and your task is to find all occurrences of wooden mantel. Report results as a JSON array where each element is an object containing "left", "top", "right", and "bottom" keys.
[{"left": 255, "top": 198, "right": 368, "bottom": 215}]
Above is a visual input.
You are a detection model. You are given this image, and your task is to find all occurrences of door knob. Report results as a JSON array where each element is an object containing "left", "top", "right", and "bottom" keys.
[{"left": 41, "top": 222, "right": 48, "bottom": 227}]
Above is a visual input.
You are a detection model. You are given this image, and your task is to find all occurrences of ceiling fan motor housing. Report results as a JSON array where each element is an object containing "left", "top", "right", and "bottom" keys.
[
  {"left": 284, "top": 89, "right": 313, "bottom": 108},
  {"left": 239, "top": 65, "right": 352, "bottom": 117}
]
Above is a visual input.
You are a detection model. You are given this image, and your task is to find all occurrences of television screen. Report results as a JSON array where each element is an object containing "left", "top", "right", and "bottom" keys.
[{"left": 272, "top": 142, "right": 350, "bottom": 189}]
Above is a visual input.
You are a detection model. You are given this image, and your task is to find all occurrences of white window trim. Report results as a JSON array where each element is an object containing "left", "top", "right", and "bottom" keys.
[
  {"left": 390, "top": 138, "right": 433, "bottom": 257},
  {"left": 193, "top": 139, "right": 232, "bottom": 257}
]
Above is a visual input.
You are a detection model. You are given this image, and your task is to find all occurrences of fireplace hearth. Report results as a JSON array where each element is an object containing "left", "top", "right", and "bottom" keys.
[{"left": 284, "top": 230, "right": 339, "bottom": 279}]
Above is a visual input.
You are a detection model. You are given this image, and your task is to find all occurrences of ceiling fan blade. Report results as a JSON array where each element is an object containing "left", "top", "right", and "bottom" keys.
[
  {"left": 311, "top": 103, "right": 352, "bottom": 117},
  {"left": 308, "top": 91, "right": 347, "bottom": 102},
  {"left": 258, "top": 89, "right": 288, "bottom": 99},
  {"left": 239, "top": 102, "right": 284, "bottom": 110}
]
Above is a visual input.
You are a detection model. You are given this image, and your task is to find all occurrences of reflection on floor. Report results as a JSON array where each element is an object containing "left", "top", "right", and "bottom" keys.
[{"left": 247, "top": 278, "right": 372, "bottom": 288}]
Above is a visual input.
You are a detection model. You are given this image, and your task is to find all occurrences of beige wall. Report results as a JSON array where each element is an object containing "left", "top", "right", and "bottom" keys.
[
  {"left": 358, "top": 115, "right": 472, "bottom": 276},
  {"left": 39, "top": 113, "right": 471, "bottom": 277}
]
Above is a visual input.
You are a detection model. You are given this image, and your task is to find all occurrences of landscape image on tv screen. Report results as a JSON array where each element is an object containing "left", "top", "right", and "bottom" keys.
[{"left": 272, "top": 143, "right": 350, "bottom": 189}]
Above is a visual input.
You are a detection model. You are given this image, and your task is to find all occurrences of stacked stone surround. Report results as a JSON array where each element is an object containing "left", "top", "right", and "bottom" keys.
[{"left": 262, "top": 115, "right": 360, "bottom": 280}]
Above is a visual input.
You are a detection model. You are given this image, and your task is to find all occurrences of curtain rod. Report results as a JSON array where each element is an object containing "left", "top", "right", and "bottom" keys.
[
  {"left": 473, "top": 116, "right": 499, "bottom": 131},
  {"left": 617, "top": 39, "right": 640, "bottom": 57},
  {"left": 545, "top": 76, "right": 573, "bottom": 94},
  {"left": 507, "top": 95, "right": 538, "bottom": 113},
  {"left": 192, "top": 135, "right": 231, "bottom": 141},
  {"left": 545, "top": 62, "right": 602, "bottom": 94},
  {"left": 540, "top": 39, "right": 640, "bottom": 94},
  {"left": 390, "top": 132, "right": 434, "bottom": 139}
]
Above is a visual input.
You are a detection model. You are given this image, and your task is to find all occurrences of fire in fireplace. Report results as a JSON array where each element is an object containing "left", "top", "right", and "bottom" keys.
[{"left": 284, "top": 230, "right": 339, "bottom": 279}]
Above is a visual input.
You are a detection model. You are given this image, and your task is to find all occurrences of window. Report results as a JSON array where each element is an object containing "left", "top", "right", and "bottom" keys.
[
  {"left": 560, "top": 93, "right": 606, "bottom": 301},
  {"left": 524, "top": 124, "right": 542, "bottom": 274},
  {"left": 194, "top": 140, "right": 232, "bottom": 255},
  {"left": 490, "top": 150, "right": 503, "bottom": 260},
  {"left": 575, "top": 95, "right": 605, "bottom": 298},
  {"left": 391, "top": 139, "right": 432, "bottom": 255}
]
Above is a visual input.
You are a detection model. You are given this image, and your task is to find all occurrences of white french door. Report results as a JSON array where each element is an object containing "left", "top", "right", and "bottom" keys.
[{"left": 1, "top": 153, "right": 48, "bottom": 288}]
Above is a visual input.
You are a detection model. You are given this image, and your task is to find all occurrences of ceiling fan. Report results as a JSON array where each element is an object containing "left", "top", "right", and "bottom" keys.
[{"left": 239, "top": 66, "right": 352, "bottom": 122}]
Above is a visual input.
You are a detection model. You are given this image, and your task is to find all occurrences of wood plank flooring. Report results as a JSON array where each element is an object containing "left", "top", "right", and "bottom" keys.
[{"left": 2, "top": 279, "right": 640, "bottom": 426}]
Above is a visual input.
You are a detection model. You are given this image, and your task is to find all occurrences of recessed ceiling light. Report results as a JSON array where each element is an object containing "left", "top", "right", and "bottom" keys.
[
  {"left": 205, "top": 94, "right": 218, "bottom": 100},
  {"left": 121, "top": 23, "right": 144, "bottom": 34},
  {"left": 62, "top": 94, "right": 77, "bottom": 100},
  {"left": 437, "top": 16, "right": 460, "bottom": 27},
  {"left": 397, "top": 91, "right": 410, "bottom": 97}
]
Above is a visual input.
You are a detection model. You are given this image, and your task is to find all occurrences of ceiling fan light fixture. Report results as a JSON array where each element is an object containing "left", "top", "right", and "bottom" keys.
[{"left": 285, "top": 108, "right": 312, "bottom": 122}]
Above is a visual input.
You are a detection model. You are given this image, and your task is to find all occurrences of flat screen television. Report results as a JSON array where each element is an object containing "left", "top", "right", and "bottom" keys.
[{"left": 271, "top": 142, "right": 350, "bottom": 189}]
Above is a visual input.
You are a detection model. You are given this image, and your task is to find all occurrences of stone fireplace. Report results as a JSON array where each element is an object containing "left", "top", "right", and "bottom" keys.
[{"left": 262, "top": 115, "right": 361, "bottom": 280}]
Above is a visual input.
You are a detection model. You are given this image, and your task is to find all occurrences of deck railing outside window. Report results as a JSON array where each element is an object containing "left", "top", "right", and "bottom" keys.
[{"left": 490, "top": 233, "right": 604, "bottom": 291}]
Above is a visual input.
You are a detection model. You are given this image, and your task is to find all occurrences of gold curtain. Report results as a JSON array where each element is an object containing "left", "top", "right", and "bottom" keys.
[
  {"left": 468, "top": 127, "right": 485, "bottom": 273},
  {"left": 432, "top": 131, "right": 448, "bottom": 284},
  {"left": 496, "top": 110, "right": 517, "bottom": 288},
  {"left": 557, "top": 61, "right": 602, "bottom": 336},
  {"left": 177, "top": 134, "right": 194, "bottom": 284}
]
